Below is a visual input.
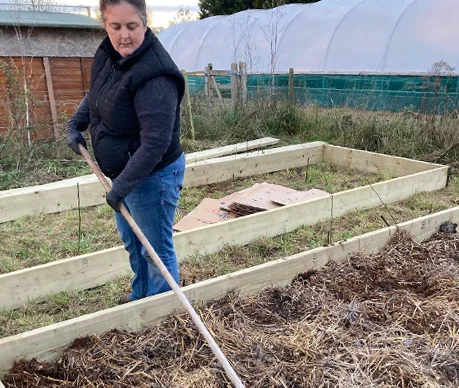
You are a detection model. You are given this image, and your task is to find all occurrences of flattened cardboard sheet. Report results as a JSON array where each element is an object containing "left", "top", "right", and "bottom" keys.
[
  {"left": 222, "top": 183, "right": 289, "bottom": 211},
  {"left": 174, "top": 185, "right": 330, "bottom": 232},
  {"left": 173, "top": 198, "right": 235, "bottom": 232},
  {"left": 270, "top": 188, "right": 330, "bottom": 206}
]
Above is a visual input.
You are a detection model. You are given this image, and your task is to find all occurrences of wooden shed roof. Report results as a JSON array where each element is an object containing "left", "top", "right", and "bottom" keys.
[{"left": 0, "top": 9, "right": 101, "bottom": 29}]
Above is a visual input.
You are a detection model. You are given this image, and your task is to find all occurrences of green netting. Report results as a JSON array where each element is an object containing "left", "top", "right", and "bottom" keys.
[{"left": 185, "top": 73, "right": 459, "bottom": 114}]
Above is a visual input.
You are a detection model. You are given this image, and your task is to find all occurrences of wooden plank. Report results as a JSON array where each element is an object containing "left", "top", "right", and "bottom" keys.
[
  {"left": 51, "top": 82, "right": 86, "bottom": 89},
  {"left": 43, "top": 57, "right": 59, "bottom": 139},
  {"left": 331, "top": 166, "right": 448, "bottom": 217},
  {"left": 50, "top": 69, "right": 82, "bottom": 77},
  {"left": 186, "top": 137, "right": 279, "bottom": 163},
  {"left": 49, "top": 59, "right": 81, "bottom": 68},
  {"left": 0, "top": 174, "right": 108, "bottom": 224},
  {"left": 0, "top": 165, "right": 447, "bottom": 311},
  {"left": 1, "top": 205, "right": 458, "bottom": 378},
  {"left": 183, "top": 142, "right": 324, "bottom": 187},
  {"left": 216, "top": 84, "right": 231, "bottom": 90},
  {"left": 54, "top": 90, "right": 85, "bottom": 98},
  {"left": 324, "top": 144, "right": 441, "bottom": 176},
  {"left": 209, "top": 70, "right": 231, "bottom": 76},
  {"left": 0, "top": 142, "right": 323, "bottom": 223},
  {"left": 0, "top": 247, "right": 130, "bottom": 310}
]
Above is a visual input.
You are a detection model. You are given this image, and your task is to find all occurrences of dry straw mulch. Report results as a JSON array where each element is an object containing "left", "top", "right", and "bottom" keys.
[{"left": 5, "top": 229, "right": 459, "bottom": 387}]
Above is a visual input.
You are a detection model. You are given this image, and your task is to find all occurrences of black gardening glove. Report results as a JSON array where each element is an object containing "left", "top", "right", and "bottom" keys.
[
  {"left": 67, "top": 130, "right": 87, "bottom": 155},
  {"left": 106, "top": 189, "right": 124, "bottom": 212}
]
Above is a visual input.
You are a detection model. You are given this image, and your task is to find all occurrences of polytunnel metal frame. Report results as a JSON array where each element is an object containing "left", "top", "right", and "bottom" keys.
[
  {"left": 159, "top": 0, "right": 459, "bottom": 114},
  {"left": 158, "top": 0, "right": 459, "bottom": 75}
]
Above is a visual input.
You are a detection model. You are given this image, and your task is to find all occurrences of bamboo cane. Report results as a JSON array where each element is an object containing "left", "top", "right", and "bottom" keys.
[{"left": 79, "top": 145, "right": 244, "bottom": 388}]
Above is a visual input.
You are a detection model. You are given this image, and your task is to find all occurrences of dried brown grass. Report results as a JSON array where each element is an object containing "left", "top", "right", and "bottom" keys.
[{"left": 5, "top": 230, "right": 459, "bottom": 387}]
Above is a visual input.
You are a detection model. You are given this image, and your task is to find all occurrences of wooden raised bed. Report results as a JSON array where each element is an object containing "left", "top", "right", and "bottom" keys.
[
  {"left": 0, "top": 202, "right": 458, "bottom": 381},
  {"left": 0, "top": 142, "right": 448, "bottom": 310},
  {"left": 0, "top": 137, "right": 280, "bottom": 223},
  {"left": 0, "top": 143, "right": 448, "bottom": 311}
]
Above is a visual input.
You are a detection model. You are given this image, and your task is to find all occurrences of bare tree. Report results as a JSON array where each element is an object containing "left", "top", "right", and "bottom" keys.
[
  {"left": 261, "top": 5, "right": 286, "bottom": 98},
  {"left": 428, "top": 60, "right": 456, "bottom": 116},
  {"left": 168, "top": 5, "right": 197, "bottom": 27},
  {"left": 0, "top": 0, "right": 63, "bottom": 146},
  {"left": 238, "top": 13, "right": 259, "bottom": 73}
]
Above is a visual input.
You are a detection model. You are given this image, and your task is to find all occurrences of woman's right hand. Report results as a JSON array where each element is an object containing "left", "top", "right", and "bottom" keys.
[{"left": 67, "top": 130, "right": 87, "bottom": 155}]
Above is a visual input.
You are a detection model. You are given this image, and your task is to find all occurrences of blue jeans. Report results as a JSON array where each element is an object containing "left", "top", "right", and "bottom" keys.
[{"left": 114, "top": 153, "right": 185, "bottom": 300}]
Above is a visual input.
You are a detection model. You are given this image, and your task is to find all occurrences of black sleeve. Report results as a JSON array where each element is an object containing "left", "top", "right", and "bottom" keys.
[
  {"left": 111, "top": 75, "right": 179, "bottom": 198},
  {"left": 67, "top": 94, "right": 90, "bottom": 133}
]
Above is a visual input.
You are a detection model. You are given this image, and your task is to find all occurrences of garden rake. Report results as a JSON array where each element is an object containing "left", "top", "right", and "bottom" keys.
[{"left": 79, "top": 145, "right": 245, "bottom": 388}]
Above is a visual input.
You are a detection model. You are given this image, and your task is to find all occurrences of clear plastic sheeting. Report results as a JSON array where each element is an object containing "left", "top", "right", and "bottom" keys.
[{"left": 157, "top": 0, "right": 459, "bottom": 75}]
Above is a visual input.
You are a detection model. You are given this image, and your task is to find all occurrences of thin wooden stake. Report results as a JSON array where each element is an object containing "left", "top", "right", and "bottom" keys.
[
  {"left": 369, "top": 183, "right": 398, "bottom": 228},
  {"left": 181, "top": 70, "right": 195, "bottom": 140},
  {"left": 77, "top": 182, "right": 82, "bottom": 256},
  {"left": 305, "top": 157, "right": 310, "bottom": 183},
  {"left": 380, "top": 215, "right": 390, "bottom": 227},
  {"left": 212, "top": 76, "right": 225, "bottom": 108},
  {"left": 328, "top": 194, "right": 334, "bottom": 245},
  {"left": 79, "top": 145, "right": 245, "bottom": 388}
]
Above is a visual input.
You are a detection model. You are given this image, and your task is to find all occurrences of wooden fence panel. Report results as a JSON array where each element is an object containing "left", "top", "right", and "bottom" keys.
[
  {"left": 0, "top": 69, "right": 10, "bottom": 132},
  {"left": 0, "top": 57, "right": 53, "bottom": 139},
  {"left": 0, "top": 56, "right": 94, "bottom": 139}
]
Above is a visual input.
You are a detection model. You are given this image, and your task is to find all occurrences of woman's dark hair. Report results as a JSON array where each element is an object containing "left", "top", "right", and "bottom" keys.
[{"left": 99, "top": 0, "right": 147, "bottom": 25}]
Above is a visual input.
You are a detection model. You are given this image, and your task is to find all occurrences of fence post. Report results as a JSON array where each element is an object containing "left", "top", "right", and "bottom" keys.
[
  {"left": 204, "top": 63, "right": 213, "bottom": 107},
  {"left": 181, "top": 69, "right": 195, "bottom": 140},
  {"left": 288, "top": 68, "right": 295, "bottom": 105},
  {"left": 231, "top": 63, "right": 238, "bottom": 109},
  {"left": 239, "top": 62, "right": 247, "bottom": 108},
  {"left": 43, "top": 57, "right": 60, "bottom": 139},
  {"left": 80, "top": 58, "right": 89, "bottom": 94}
]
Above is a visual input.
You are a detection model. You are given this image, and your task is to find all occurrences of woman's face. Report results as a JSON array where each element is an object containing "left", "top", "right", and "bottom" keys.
[{"left": 104, "top": 2, "right": 147, "bottom": 58}]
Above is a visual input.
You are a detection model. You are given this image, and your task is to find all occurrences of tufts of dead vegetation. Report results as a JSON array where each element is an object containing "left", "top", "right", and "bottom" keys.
[{"left": 4, "top": 230, "right": 459, "bottom": 387}]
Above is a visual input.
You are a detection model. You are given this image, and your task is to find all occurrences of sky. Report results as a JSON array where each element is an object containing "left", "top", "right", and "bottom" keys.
[
  {"left": 61, "top": 0, "right": 200, "bottom": 27},
  {"left": 149, "top": 1, "right": 198, "bottom": 5},
  {"left": 64, "top": 0, "right": 198, "bottom": 6}
]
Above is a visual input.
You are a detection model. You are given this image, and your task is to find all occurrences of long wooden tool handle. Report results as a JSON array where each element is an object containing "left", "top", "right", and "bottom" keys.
[{"left": 79, "top": 145, "right": 244, "bottom": 388}]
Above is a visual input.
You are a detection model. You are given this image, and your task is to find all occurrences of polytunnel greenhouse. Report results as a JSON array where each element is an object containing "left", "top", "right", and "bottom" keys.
[{"left": 158, "top": 0, "right": 459, "bottom": 113}]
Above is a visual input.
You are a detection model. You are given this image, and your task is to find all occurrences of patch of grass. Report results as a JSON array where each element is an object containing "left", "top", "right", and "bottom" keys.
[
  {"left": 0, "top": 170, "right": 26, "bottom": 191},
  {"left": 0, "top": 138, "right": 91, "bottom": 190},
  {"left": 1, "top": 101, "right": 458, "bottom": 341},
  {"left": 181, "top": 101, "right": 459, "bottom": 169},
  {"left": 0, "top": 162, "right": 401, "bottom": 275},
  {"left": 0, "top": 277, "right": 130, "bottom": 338},
  {"left": 3, "top": 99, "right": 459, "bottom": 191},
  {"left": 0, "top": 205, "right": 118, "bottom": 273},
  {"left": 3, "top": 183, "right": 458, "bottom": 339}
]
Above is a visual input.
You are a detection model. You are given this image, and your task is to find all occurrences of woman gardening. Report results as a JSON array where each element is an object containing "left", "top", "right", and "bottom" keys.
[{"left": 67, "top": 0, "right": 186, "bottom": 304}]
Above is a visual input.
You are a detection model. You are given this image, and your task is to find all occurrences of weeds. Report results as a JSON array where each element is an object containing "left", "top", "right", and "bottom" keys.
[{"left": 2, "top": 92, "right": 459, "bottom": 190}]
